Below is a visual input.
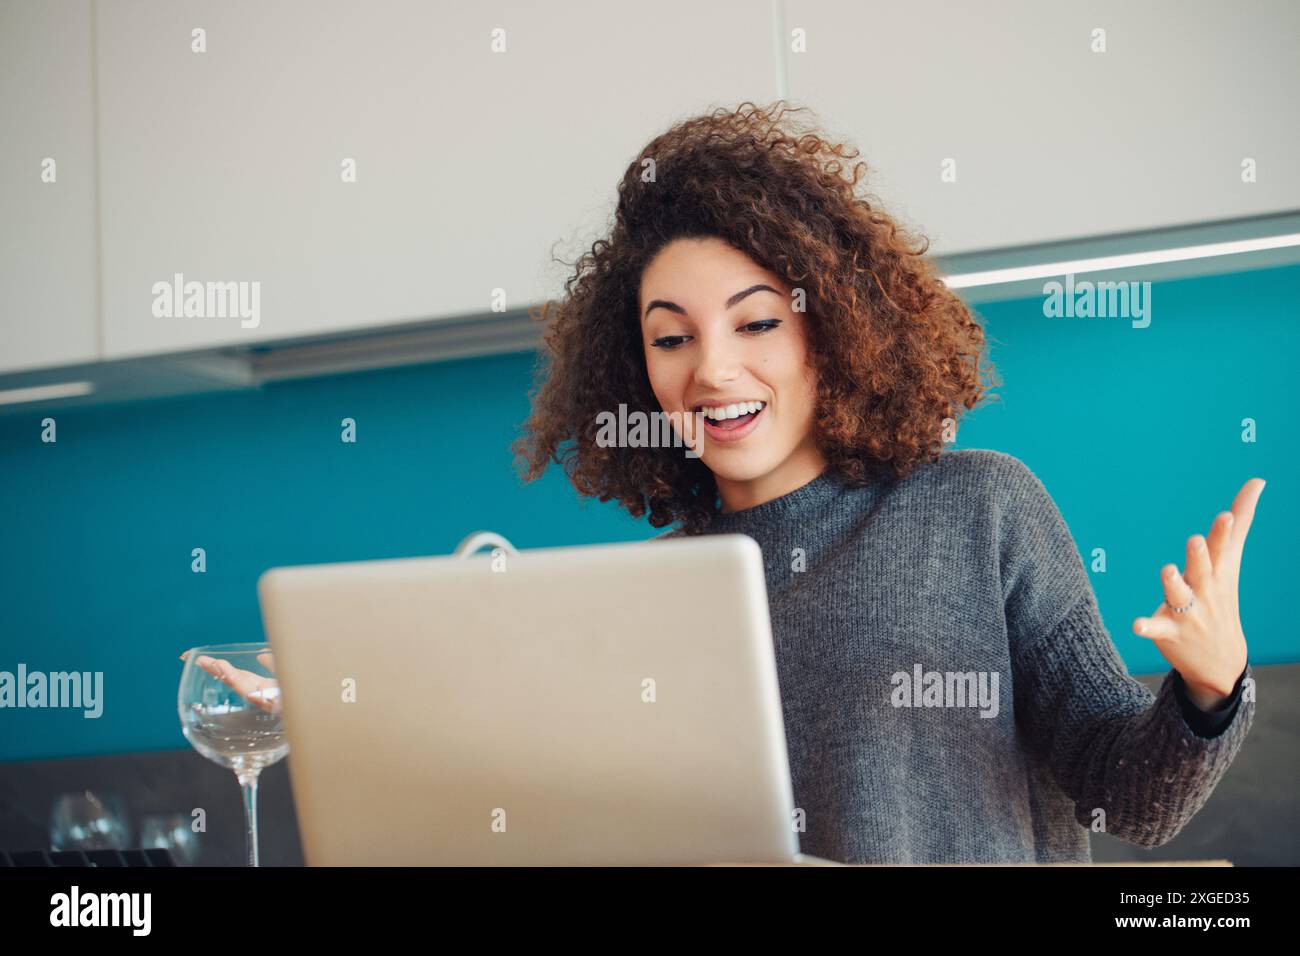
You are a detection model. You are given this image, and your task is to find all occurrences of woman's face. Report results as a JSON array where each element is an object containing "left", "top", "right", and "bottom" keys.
[{"left": 639, "top": 236, "right": 827, "bottom": 511}]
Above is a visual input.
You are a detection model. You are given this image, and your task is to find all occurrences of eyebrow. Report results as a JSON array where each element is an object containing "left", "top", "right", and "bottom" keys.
[{"left": 643, "top": 283, "right": 781, "bottom": 320}]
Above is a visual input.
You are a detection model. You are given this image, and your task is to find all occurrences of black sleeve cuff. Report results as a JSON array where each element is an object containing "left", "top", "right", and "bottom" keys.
[{"left": 1172, "top": 663, "right": 1248, "bottom": 739}]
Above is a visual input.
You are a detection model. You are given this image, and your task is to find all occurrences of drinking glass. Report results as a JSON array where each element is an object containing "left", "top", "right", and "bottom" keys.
[
  {"left": 141, "top": 812, "right": 201, "bottom": 866},
  {"left": 50, "top": 790, "right": 129, "bottom": 850},
  {"left": 178, "top": 643, "right": 287, "bottom": 866}
]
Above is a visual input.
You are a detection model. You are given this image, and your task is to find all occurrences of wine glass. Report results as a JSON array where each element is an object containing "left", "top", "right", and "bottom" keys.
[
  {"left": 141, "top": 812, "right": 201, "bottom": 866},
  {"left": 50, "top": 790, "right": 130, "bottom": 851},
  {"left": 178, "top": 643, "right": 287, "bottom": 867}
]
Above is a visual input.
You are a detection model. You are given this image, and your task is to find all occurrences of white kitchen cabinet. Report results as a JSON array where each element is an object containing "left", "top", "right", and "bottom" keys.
[
  {"left": 0, "top": 0, "right": 99, "bottom": 374},
  {"left": 8, "top": 0, "right": 1293, "bottom": 391},
  {"left": 95, "top": 0, "right": 778, "bottom": 359},
  {"left": 784, "top": 0, "right": 1300, "bottom": 256}
]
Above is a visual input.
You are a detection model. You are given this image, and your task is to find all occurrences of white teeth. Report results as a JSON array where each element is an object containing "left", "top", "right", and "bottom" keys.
[{"left": 700, "top": 401, "right": 766, "bottom": 420}]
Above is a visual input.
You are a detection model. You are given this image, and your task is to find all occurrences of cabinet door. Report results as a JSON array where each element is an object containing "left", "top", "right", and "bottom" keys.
[
  {"left": 0, "top": 0, "right": 98, "bottom": 374},
  {"left": 785, "top": 0, "right": 1300, "bottom": 255},
  {"left": 96, "top": 0, "right": 777, "bottom": 359}
]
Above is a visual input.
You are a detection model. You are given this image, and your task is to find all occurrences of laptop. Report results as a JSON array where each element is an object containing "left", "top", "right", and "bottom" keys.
[{"left": 257, "top": 531, "right": 828, "bottom": 865}]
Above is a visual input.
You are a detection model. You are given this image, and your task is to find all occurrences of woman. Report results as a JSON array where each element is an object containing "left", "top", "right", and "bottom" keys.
[{"left": 514, "top": 101, "right": 1263, "bottom": 864}]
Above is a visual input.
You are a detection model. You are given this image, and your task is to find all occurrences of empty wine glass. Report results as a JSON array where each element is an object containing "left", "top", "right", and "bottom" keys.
[
  {"left": 50, "top": 790, "right": 129, "bottom": 850},
  {"left": 141, "top": 813, "right": 201, "bottom": 866},
  {"left": 178, "top": 643, "right": 287, "bottom": 866}
]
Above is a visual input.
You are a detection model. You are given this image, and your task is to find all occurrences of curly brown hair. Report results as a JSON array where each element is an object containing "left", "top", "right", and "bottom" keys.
[{"left": 513, "top": 100, "right": 1000, "bottom": 534}]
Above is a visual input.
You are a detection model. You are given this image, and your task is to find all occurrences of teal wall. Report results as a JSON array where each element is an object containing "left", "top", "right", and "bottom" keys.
[{"left": 1, "top": 263, "right": 1295, "bottom": 761}]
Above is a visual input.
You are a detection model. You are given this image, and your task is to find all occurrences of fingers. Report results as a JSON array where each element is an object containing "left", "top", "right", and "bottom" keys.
[
  {"left": 1135, "top": 481, "right": 1262, "bottom": 648},
  {"left": 180, "top": 648, "right": 274, "bottom": 673},
  {"left": 1134, "top": 606, "right": 1179, "bottom": 641},
  {"left": 247, "top": 684, "right": 281, "bottom": 715},
  {"left": 1160, "top": 562, "right": 1196, "bottom": 614},
  {"left": 1205, "top": 511, "right": 1234, "bottom": 572},
  {"left": 1227, "top": 477, "right": 1266, "bottom": 564},
  {"left": 196, "top": 656, "right": 253, "bottom": 694},
  {"left": 1184, "top": 533, "right": 1213, "bottom": 592},
  {"left": 192, "top": 655, "right": 279, "bottom": 714},
  {"left": 1133, "top": 562, "right": 1198, "bottom": 640}
]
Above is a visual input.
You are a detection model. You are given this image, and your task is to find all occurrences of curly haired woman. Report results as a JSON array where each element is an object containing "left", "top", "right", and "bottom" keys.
[{"left": 514, "top": 101, "right": 1263, "bottom": 865}]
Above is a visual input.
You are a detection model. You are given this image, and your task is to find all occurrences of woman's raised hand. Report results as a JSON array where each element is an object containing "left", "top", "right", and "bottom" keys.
[{"left": 1132, "top": 477, "right": 1265, "bottom": 711}]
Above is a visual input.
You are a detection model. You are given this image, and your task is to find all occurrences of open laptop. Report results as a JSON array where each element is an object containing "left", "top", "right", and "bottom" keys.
[{"left": 257, "top": 532, "right": 830, "bottom": 865}]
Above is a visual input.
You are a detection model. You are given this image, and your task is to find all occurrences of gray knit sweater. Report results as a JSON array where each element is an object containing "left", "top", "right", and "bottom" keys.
[{"left": 661, "top": 448, "right": 1254, "bottom": 864}]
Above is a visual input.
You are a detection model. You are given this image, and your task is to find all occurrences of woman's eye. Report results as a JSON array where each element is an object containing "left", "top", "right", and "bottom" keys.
[
  {"left": 651, "top": 335, "right": 690, "bottom": 350},
  {"left": 651, "top": 321, "right": 779, "bottom": 349}
]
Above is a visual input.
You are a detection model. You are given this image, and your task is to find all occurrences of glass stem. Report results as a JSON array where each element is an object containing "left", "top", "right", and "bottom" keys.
[{"left": 238, "top": 771, "right": 261, "bottom": 867}]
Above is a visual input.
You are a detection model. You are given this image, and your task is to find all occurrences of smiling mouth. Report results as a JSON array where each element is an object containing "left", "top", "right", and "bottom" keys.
[
  {"left": 697, "top": 404, "right": 765, "bottom": 441},
  {"left": 705, "top": 408, "right": 760, "bottom": 431}
]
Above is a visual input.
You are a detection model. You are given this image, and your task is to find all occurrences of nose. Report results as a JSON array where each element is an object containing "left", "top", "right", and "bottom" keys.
[{"left": 692, "top": 330, "right": 742, "bottom": 391}]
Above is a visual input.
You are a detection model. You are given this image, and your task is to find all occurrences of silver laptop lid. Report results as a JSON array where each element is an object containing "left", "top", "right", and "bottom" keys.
[{"left": 257, "top": 533, "right": 799, "bottom": 865}]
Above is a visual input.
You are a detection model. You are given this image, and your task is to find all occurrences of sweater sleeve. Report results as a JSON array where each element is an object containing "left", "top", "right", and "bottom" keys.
[
  {"left": 994, "top": 454, "right": 1256, "bottom": 848},
  {"left": 1172, "top": 663, "right": 1248, "bottom": 738}
]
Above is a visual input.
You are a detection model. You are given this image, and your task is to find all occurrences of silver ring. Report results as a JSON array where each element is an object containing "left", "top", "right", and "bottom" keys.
[{"left": 1169, "top": 591, "right": 1196, "bottom": 615}]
